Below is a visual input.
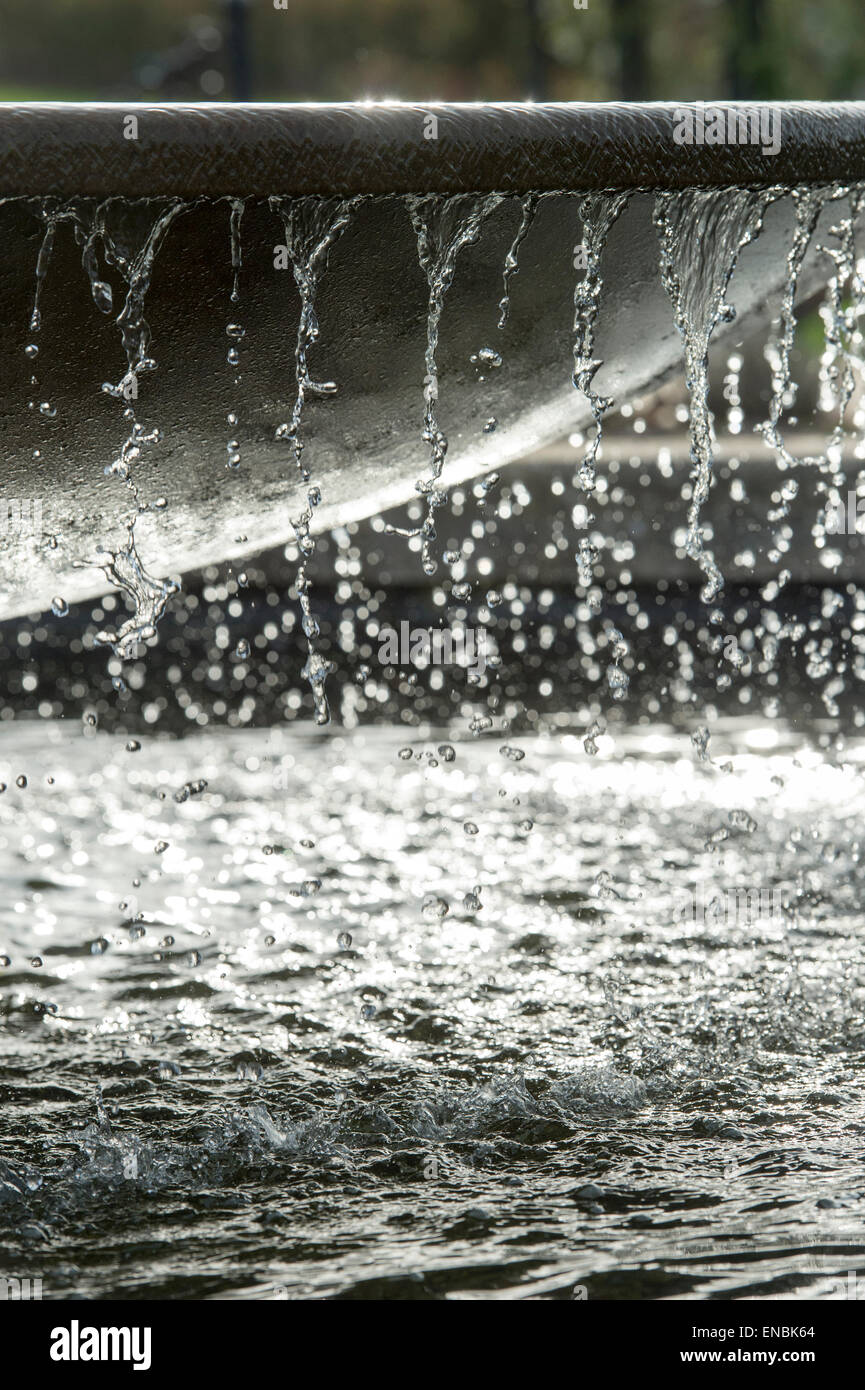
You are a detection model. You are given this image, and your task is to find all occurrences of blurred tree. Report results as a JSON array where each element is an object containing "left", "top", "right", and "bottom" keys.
[
  {"left": 611, "top": 0, "right": 649, "bottom": 99},
  {"left": 226, "top": 0, "right": 252, "bottom": 100},
  {"left": 0, "top": 0, "right": 864, "bottom": 104},
  {"left": 524, "top": 0, "right": 552, "bottom": 100},
  {"left": 726, "top": 0, "right": 778, "bottom": 98}
]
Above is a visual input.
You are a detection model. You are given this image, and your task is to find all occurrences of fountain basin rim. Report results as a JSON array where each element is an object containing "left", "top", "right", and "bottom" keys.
[{"left": 1, "top": 101, "right": 865, "bottom": 196}]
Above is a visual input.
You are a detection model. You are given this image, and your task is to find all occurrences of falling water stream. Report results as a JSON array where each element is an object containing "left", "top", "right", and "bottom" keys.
[{"left": 2, "top": 183, "right": 865, "bottom": 1301}]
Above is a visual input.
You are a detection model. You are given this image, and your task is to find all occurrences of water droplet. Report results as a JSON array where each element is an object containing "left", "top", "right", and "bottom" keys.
[
  {"left": 584, "top": 721, "right": 605, "bottom": 755},
  {"left": 422, "top": 895, "right": 449, "bottom": 921},
  {"left": 691, "top": 726, "right": 711, "bottom": 761},
  {"left": 236, "top": 1062, "right": 263, "bottom": 1081},
  {"left": 474, "top": 347, "right": 502, "bottom": 368},
  {"left": 174, "top": 779, "right": 207, "bottom": 804}
]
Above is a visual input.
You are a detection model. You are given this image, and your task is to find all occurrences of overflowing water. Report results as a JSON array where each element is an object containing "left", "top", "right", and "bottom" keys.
[
  {"left": 2, "top": 181, "right": 865, "bottom": 1299},
  {"left": 655, "top": 187, "right": 778, "bottom": 604}
]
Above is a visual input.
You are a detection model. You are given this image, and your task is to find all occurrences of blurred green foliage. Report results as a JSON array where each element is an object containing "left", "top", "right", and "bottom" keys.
[{"left": 0, "top": 0, "right": 862, "bottom": 102}]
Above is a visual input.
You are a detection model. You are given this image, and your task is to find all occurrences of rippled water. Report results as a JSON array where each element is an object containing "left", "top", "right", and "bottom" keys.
[{"left": 2, "top": 717, "right": 864, "bottom": 1300}]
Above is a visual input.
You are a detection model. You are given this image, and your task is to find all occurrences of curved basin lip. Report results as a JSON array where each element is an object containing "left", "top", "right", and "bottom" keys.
[{"left": 1, "top": 100, "right": 865, "bottom": 196}]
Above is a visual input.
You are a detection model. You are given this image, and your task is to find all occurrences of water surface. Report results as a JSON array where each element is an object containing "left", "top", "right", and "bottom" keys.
[{"left": 1, "top": 719, "right": 863, "bottom": 1300}]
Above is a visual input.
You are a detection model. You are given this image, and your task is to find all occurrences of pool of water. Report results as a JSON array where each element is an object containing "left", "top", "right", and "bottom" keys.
[{"left": 1, "top": 717, "right": 863, "bottom": 1300}]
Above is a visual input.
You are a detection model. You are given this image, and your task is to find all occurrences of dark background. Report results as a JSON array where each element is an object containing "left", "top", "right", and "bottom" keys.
[{"left": 0, "top": 0, "right": 861, "bottom": 105}]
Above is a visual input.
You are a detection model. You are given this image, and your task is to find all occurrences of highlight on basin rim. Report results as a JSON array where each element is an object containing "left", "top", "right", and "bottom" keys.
[{"left": 0, "top": 101, "right": 865, "bottom": 196}]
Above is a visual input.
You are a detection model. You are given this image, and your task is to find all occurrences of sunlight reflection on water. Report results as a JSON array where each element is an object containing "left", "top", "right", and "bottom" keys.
[{"left": 0, "top": 718, "right": 864, "bottom": 1300}]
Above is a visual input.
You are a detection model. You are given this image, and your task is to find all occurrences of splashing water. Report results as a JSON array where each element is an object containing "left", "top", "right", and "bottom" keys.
[
  {"left": 757, "top": 187, "right": 843, "bottom": 471},
  {"left": 389, "top": 193, "right": 504, "bottom": 578},
  {"left": 571, "top": 191, "right": 631, "bottom": 494},
  {"left": 97, "top": 203, "right": 188, "bottom": 657},
  {"left": 96, "top": 199, "right": 187, "bottom": 405},
  {"left": 89, "top": 525, "right": 180, "bottom": 659},
  {"left": 498, "top": 192, "right": 540, "bottom": 329},
  {"left": 269, "top": 196, "right": 359, "bottom": 724},
  {"left": 655, "top": 188, "right": 778, "bottom": 604},
  {"left": 269, "top": 196, "right": 358, "bottom": 481},
  {"left": 228, "top": 196, "right": 245, "bottom": 308},
  {"left": 27, "top": 200, "right": 190, "bottom": 658},
  {"left": 4, "top": 177, "right": 865, "bottom": 1304}
]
